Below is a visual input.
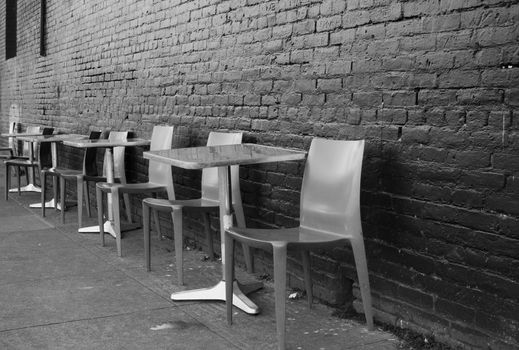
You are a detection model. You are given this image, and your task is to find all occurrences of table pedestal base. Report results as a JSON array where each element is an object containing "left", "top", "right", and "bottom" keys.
[
  {"left": 9, "top": 184, "right": 41, "bottom": 193},
  {"left": 78, "top": 220, "right": 140, "bottom": 238},
  {"left": 29, "top": 198, "right": 64, "bottom": 210},
  {"left": 171, "top": 280, "right": 262, "bottom": 315}
]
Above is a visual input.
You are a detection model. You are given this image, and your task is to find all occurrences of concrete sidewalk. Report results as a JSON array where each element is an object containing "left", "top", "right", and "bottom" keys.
[{"left": 0, "top": 175, "right": 399, "bottom": 349}]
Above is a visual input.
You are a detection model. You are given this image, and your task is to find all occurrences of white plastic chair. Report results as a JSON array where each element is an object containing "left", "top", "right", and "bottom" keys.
[
  {"left": 96, "top": 125, "right": 175, "bottom": 256},
  {"left": 224, "top": 138, "right": 373, "bottom": 350},
  {"left": 142, "top": 131, "right": 253, "bottom": 286}
]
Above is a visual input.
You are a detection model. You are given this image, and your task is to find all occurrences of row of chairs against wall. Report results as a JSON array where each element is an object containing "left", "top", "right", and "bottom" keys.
[
  {"left": 2, "top": 122, "right": 373, "bottom": 350},
  {"left": 2, "top": 124, "right": 252, "bottom": 279}
]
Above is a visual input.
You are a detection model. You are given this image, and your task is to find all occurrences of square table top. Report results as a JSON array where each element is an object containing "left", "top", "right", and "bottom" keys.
[
  {"left": 63, "top": 138, "right": 150, "bottom": 148},
  {"left": 17, "top": 134, "right": 88, "bottom": 143},
  {"left": 1, "top": 131, "right": 52, "bottom": 138},
  {"left": 143, "top": 143, "right": 307, "bottom": 170}
]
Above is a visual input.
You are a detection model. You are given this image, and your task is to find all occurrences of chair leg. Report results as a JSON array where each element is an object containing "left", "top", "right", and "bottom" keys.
[
  {"left": 152, "top": 193, "right": 162, "bottom": 240},
  {"left": 41, "top": 172, "right": 47, "bottom": 217},
  {"left": 225, "top": 232, "right": 236, "bottom": 326},
  {"left": 97, "top": 186, "right": 104, "bottom": 245},
  {"left": 351, "top": 238, "right": 374, "bottom": 331},
  {"left": 17, "top": 166, "right": 21, "bottom": 195},
  {"left": 82, "top": 181, "right": 92, "bottom": 218},
  {"left": 273, "top": 244, "right": 288, "bottom": 350},
  {"left": 84, "top": 181, "right": 91, "bottom": 217},
  {"left": 77, "top": 177, "right": 84, "bottom": 228},
  {"left": 301, "top": 250, "right": 313, "bottom": 309},
  {"left": 60, "top": 177, "right": 66, "bottom": 224},
  {"left": 5, "top": 164, "right": 9, "bottom": 200},
  {"left": 143, "top": 201, "right": 151, "bottom": 271},
  {"left": 25, "top": 166, "right": 29, "bottom": 187},
  {"left": 35, "top": 166, "right": 42, "bottom": 187},
  {"left": 242, "top": 244, "right": 254, "bottom": 274},
  {"left": 123, "top": 193, "right": 132, "bottom": 224},
  {"left": 153, "top": 209, "right": 162, "bottom": 239},
  {"left": 52, "top": 175, "right": 58, "bottom": 209},
  {"left": 203, "top": 212, "right": 214, "bottom": 260},
  {"left": 172, "top": 208, "right": 184, "bottom": 285},
  {"left": 112, "top": 189, "right": 123, "bottom": 257},
  {"left": 30, "top": 165, "right": 35, "bottom": 186},
  {"left": 233, "top": 200, "right": 253, "bottom": 273},
  {"left": 152, "top": 192, "right": 162, "bottom": 241}
]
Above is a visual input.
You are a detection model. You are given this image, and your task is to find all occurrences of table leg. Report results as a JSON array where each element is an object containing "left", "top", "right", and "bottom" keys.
[
  {"left": 9, "top": 183, "right": 42, "bottom": 193},
  {"left": 171, "top": 280, "right": 260, "bottom": 314},
  {"left": 30, "top": 143, "right": 59, "bottom": 208},
  {"left": 79, "top": 148, "right": 115, "bottom": 236},
  {"left": 29, "top": 197, "right": 63, "bottom": 209},
  {"left": 170, "top": 166, "right": 262, "bottom": 315},
  {"left": 78, "top": 148, "right": 138, "bottom": 236},
  {"left": 106, "top": 148, "right": 115, "bottom": 221}
]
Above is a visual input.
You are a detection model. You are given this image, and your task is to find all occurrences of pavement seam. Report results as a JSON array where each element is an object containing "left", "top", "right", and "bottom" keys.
[
  {"left": 0, "top": 305, "right": 176, "bottom": 333},
  {"left": 0, "top": 303, "right": 244, "bottom": 349}
]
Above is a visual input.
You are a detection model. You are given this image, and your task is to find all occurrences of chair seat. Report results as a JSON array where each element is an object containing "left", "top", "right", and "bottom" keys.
[
  {"left": 226, "top": 226, "right": 349, "bottom": 246},
  {"left": 43, "top": 167, "right": 82, "bottom": 177},
  {"left": 0, "top": 150, "right": 20, "bottom": 160},
  {"left": 5, "top": 158, "right": 37, "bottom": 166},
  {"left": 0, "top": 155, "right": 24, "bottom": 160},
  {"left": 142, "top": 197, "right": 219, "bottom": 211},
  {"left": 83, "top": 175, "right": 108, "bottom": 182},
  {"left": 96, "top": 181, "right": 168, "bottom": 194},
  {"left": 0, "top": 147, "right": 14, "bottom": 155}
]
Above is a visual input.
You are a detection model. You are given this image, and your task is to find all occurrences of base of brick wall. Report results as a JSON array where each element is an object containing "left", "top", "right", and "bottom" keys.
[{"left": 354, "top": 289, "right": 519, "bottom": 350}]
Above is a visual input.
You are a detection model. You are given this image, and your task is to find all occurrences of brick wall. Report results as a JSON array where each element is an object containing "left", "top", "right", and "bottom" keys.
[{"left": 1, "top": 0, "right": 518, "bottom": 348}]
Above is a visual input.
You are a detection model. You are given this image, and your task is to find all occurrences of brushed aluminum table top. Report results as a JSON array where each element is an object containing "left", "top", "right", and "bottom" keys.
[
  {"left": 143, "top": 143, "right": 307, "bottom": 170},
  {"left": 17, "top": 134, "right": 87, "bottom": 143},
  {"left": 63, "top": 138, "right": 150, "bottom": 148}
]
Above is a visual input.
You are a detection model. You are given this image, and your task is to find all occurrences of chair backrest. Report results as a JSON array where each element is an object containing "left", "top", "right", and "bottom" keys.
[
  {"left": 300, "top": 138, "right": 365, "bottom": 239},
  {"left": 7, "top": 121, "right": 17, "bottom": 150},
  {"left": 201, "top": 132, "right": 243, "bottom": 202},
  {"left": 22, "top": 126, "right": 42, "bottom": 156},
  {"left": 103, "top": 131, "right": 128, "bottom": 179},
  {"left": 148, "top": 125, "right": 175, "bottom": 199},
  {"left": 41, "top": 127, "right": 54, "bottom": 136},
  {"left": 38, "top": 127, "right": 55, "bottom": 169},
  {"left": 83, "top": 131, "right": 102, "bottom": 176}
]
